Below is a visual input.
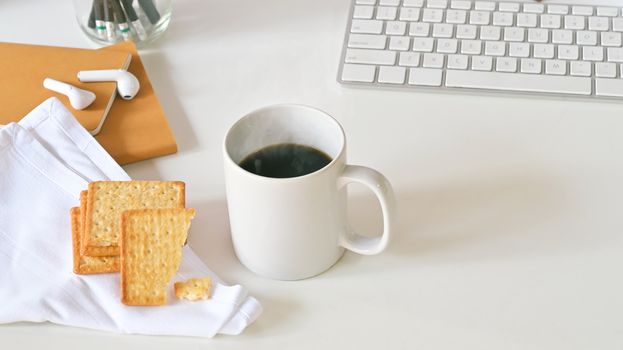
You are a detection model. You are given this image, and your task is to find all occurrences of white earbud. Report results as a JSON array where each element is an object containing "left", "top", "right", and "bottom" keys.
[
  {"left": 43, "top": 78, "right": 96, "bottom": 110},
  {"left": 77, "top": 69, "right": 140, "bottom": 100}
]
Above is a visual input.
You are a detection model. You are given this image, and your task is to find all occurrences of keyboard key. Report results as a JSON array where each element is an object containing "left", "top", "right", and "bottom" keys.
[
  {"left": 564, "top": 15, "right": 585, "bottom": 30},
  {"left": 504, "top": 27, "right": 525, "bottom": 41},
  {"left": 432, "top": 23, "right": 454, "bottom": 38},
  {"left": 377, "top": 6, "right": 398, "bottom": 20},
  {"left": 545, "top": 59, "right": 567, "bottom": 75},
  {"left": 446, "top": 9, "right": 467, "bottom": 24},
  {"left": 445, "top": 70, "right": 591, "bottom": 95},
  {"left": 456, "top": 24, "right": 478, "bottom": 39},
  {"left": 601, "top": 32, "right": 622, "bottom": 47},
  {"left": 516, "top": 13, "right": 537, "bottom": 27},
  {"left": 469, "top": 11, "right": 490, "bottom": 25},
  {"left": 558, "top": 45, "right": 579, "bottom": 60},
  {"left": 576, "top": 31, "right": 597, "bottom": 45},
  {"left": 484, "top": 41, "right": 506, "bottom": 56},
  {"left": 596, "top": 78, "right": 623, "bottom": 97},
  {"left": 572, "top": 6, "right": 593, "bottom": 16},
  {"left": 521, "top": 58, "right": 542, "bottom": 73},
  {"left": 408, "top": 68, "right": 443, "bottom": 86},
  {"left": 399, "top": 51, "right": 421, "bottom": 66},
  {"left": 348, "top": 34, "right": 388, "bottom": 49},
  {"left": 597, "top": 7, "right": 618, "bottom": 17},
  {"left": 403, "top": 0, "right": 424, "bottom": 7},
  {"left": 389, "top": 36, "right": 411, "bottom": 50},
  {"left": 351, "top": 19, "right": 384, "bottom": 34},
  {"left": 492, "top": 12, "right": 513, "bottom": 26},
  {"left": 595, "top": 62, "right": 617, "bottom": 78},
  {"left": 552, "top": 29, "right": 573, "bottom": 44},
  {"left": 523, "top": 3, "right": 544, "bottom": 14},
  {"left": 409, "top": 22, "right": 431, "bottom": 36},
  {"left": 614, "top": 19, "right": 623, "bottom": 32},
  {"left": 607, "top": 48, "right": 623, "bottom": 62},
  {"left": 540, "top": 14, "right": 561, "bottom": 29},
  {"left": 528, "top": 28, "right": 549, "bottom": 43},
  {"left": 474, "top": 1, "right": 495, "bottom": 11},
  {"left": 583, "top": 46, "right": 604, "bottom": 61},
  {"left": 422, "top": 8, "right": 444, "bottom": 22},
  {"left": 386, "top": 21, "right": 407, "bottom": 35},
  {"left": 423, "top": 53, "right": 445, "bottom": 68},
  {"left": 447, "top": 54, "right": 469, "bottom": 69},
  {"left": 427, "top": 0, "right": 448, "bottom": 9},
  {"left": 399, "top": 7, "right": 421, "bottom": 20},
  {"left": 533, "top": 44, "right": 555, "bottom": 59},
  {"left": 588, "top": 17, "right": 609, "bottom": 31},
  {"left": 509, "top": 42, "right": 530, "bottom": 57},
  {"left": 345, "top": 49, "right": 397, "bottom": 65},
  {"left": 379, "top": 0, "right": 400, "bottom": 5},
  {"left": 353, "top": 6, "right": 375, "bottom": 19},
  {"left": 436, "top": 38, "right": 459, "bottom": 53},
  {"left": 496, "top": 57, "right": 517, "bottom": 72},
  {"left": 378, "top": 66, "right": 407, "bottom": 83},
  {"left": 570, "top": 61, "right": 592, "bottom": 76},
  {"left": 461, "top": 39, "right": 482, "bottom": 54},
  {"left": 498, "top": 2, "right": 519, "bottom": 12},
  {"left": 480, "top": 26, "right": 501, "bottom": 40},
  {"left": 341, "top": 64, "right": 376, "bottom": 82},
  {"left": 471, "top": 55, "right": 493, "bottom": 71},
  {"left": 548, "top": 5, "right": 569, "bottom": 15},
  {"left": 413, "top": 37, "right": 435, "bottom": 52},
  {"left": 355, "top": 0, "right": 376, "bottom": 4},
  {"left": 450, "top": 0, "right": 471, "bottom": 10}
]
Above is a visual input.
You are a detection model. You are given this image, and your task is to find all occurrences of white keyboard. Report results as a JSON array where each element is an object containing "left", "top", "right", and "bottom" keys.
[{"left": 338, "top": 0, "right": 623, "bottom": 99}]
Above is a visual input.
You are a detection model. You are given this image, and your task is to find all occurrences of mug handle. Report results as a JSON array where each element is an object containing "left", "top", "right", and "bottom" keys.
[{"left": 337, "top": 165, "right": 396, "bottom": 255}]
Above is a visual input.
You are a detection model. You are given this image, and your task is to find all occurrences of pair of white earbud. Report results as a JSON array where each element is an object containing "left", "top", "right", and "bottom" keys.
[{"left": 43, "top": 69, "right": 140, "bottom": 110}]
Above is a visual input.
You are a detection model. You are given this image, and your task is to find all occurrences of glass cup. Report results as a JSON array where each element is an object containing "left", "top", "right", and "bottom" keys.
[{"left": 73, "top": 0, "right": 172, "bottom": 47}]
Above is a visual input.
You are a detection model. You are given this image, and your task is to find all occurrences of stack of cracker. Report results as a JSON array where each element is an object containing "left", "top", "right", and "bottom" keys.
[{"left": 70, "top": 181, "right": 200, "bottom": 306}]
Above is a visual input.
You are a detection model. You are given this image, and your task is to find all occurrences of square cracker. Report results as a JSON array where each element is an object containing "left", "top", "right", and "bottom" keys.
[
  {"left": 79, "top": 189, "right": 88, "bottom": 243},
  {"left": 120, "top": 208, "right": 196, "bottom": 306},
  {"left": 71, "top": 207, "right": 119, "bottom": 274},
  {"left": 82, "top": 181, "right": 185, "bottom": 257}
]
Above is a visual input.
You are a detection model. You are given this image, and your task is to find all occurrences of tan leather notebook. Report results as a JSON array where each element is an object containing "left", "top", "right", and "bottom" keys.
[
  {"left": 94, "top": 42, "right": 177, "bottom": 165},
  {"left": 0, "top": 42, "right": 131, "bottom": 134}
]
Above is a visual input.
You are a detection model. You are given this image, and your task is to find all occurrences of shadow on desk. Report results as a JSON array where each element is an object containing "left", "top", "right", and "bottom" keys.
[
  {"left": 139, "top": 50, "right": 199, "bottom": 155},
  {"left": 346, "top": 170, "right": 567, "bottom": 265},
  {"left": 155, "top": 0, "right": 337, "bottom": 45}
]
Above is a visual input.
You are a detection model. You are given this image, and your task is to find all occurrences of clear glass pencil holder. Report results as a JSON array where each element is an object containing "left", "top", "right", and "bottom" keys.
[{"left": 73, "top": 0, "right": 172, "bottom": 47}]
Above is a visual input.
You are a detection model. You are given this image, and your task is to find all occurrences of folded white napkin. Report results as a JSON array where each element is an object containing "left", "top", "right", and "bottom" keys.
[{"left": 0, "top": 98, "right": 261, "bottom": 337}]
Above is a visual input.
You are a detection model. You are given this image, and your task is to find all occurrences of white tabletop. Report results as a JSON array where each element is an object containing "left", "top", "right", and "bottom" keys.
[{"left": 2, "top": 0, "right": 623, "bottom": 348}]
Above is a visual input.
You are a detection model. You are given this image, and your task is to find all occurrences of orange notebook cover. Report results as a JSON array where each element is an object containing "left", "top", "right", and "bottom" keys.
[
  {"left": 0, "top": 42, "right": 131, "bottom": 134},
  {"left": 94, "top": 42, "right": 177, "bottom": 165}
]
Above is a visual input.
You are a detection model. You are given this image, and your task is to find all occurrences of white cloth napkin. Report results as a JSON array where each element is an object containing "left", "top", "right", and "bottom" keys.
[{"left": 0, "top": 98, "right": 261, "bottom": 337}]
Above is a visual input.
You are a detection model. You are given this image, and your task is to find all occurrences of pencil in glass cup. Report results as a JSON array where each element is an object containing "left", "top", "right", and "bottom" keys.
[
  {"left": 92, "top": 0, "right": 108, "bottom": 40},
  {"left": 110, "top": 0, "right": 131, "bottom": 41},
  {"left": 120, "top": 0, "right": 148, "bottom": 41}
]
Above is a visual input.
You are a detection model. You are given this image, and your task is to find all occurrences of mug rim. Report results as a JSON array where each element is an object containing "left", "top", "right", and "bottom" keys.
[{"left": 223, "top": 103, "right": 346, "bottom": 182}]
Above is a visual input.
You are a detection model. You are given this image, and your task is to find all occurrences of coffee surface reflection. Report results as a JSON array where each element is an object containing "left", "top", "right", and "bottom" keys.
[{"left": 239, "top": 143, "right": 332, "bottom": 178}]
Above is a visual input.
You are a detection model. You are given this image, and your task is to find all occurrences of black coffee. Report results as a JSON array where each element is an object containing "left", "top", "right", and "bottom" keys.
[{"left": 239, "top": 143, "right": 332, "bottom": 178}]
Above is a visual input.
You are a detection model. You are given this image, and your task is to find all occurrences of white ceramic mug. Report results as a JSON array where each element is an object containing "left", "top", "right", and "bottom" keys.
[{"left": 223, "top": 104, "right": 396, "bottom": 280}]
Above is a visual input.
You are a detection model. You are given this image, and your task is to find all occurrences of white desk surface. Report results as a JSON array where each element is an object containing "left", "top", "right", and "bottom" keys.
[{"left": 2, "top": 0, "right": 623, "bottom": 348}]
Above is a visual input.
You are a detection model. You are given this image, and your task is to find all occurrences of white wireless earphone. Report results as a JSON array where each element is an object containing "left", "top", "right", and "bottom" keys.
[
  {"left": 77, "top": 69, "right": 140, "bottom": 100},
  {"left": 43, "top": 78, "right": 96, "bottom": 110}
]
